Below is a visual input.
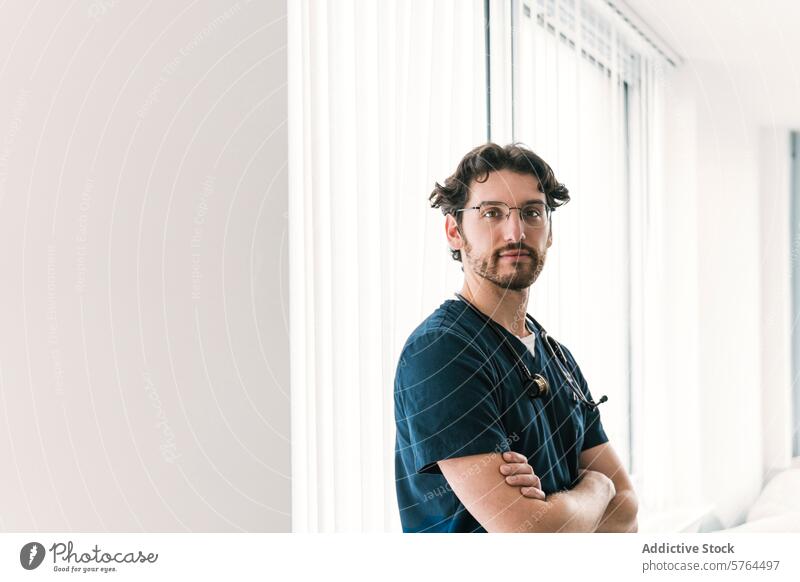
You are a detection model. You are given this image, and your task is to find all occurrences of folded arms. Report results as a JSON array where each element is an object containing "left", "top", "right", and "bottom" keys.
[{"left": 437, "top": 442, "right": 638, "bottom": 533}]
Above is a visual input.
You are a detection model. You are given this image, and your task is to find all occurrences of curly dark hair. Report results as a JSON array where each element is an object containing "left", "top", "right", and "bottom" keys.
[{"left": 429, "top": 142, "right": 570, "bottom": 261}]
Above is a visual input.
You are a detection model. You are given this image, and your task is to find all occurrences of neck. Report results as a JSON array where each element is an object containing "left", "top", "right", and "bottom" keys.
[{"left": 458, "top": 275, "right": 531, "bottom": 337}]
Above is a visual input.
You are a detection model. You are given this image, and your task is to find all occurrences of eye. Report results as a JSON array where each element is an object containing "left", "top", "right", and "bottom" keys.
[
  {"left": 480, "top": 206, "right": 504, "bottom": 219},
  {"left": 522, "top": 206, "right": 542, "bottom": 219}
]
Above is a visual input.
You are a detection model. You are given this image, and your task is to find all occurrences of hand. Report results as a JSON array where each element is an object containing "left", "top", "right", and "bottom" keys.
[{"left": 499, "top": 451, "right": 546, "bottom": 501}]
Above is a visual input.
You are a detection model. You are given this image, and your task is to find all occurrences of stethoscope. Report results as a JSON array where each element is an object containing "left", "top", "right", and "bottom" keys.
[{"left": 454, "top": 292, "right": 608, "bottom": 410}]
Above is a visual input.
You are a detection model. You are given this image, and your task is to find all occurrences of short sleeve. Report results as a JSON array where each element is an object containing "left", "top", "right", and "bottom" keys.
[
  {"left": 395, "top": 330, "right": 512, "bottom": 474},
  {"left": 559, "top": 344, "right": 609, "bottom": 451}
]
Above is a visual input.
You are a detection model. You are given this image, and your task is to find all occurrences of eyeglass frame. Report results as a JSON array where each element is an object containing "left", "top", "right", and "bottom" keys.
[{"left": 453, "top": 200, "right": 552, "bottom": 228}]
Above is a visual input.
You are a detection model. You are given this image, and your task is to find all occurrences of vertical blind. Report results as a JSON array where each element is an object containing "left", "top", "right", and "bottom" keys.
[{"left": 290, "top": 0, "right": 680, "bottom": 531}]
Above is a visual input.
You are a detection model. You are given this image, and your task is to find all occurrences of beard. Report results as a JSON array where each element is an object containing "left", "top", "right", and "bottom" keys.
[{"left": 462, "top": 235, "right": 546, "bottom": 291}]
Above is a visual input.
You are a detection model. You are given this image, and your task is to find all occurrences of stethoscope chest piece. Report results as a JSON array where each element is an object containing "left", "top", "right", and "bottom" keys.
[{"left": 527, "top": 374, "right": 550, "bottom": 399}]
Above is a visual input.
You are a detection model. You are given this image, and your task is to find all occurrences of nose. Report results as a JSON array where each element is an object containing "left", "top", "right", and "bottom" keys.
[{"left": 502, "top": 209, "right": 526, "bottom": 244}]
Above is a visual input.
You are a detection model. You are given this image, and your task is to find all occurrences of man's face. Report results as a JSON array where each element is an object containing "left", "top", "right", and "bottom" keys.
[{"left": 447, "top": 169, "right": 552, "bottom": 291}]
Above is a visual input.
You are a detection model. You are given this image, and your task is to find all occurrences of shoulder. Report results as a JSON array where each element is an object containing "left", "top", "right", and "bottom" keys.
[
  {"left": 554, "top": 338, "right": 578, "bottom": 365},
  {"left": 395, "top": 300, "right": 499, "bottom": 394},
  {"left": 399, "top": 299, "right": 490, "bottom": 360}
]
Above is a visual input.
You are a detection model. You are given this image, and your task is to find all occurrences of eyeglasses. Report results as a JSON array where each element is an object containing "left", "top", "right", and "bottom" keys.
[{"left": 455, "top": 201, "right": 550, "bottom": 229}]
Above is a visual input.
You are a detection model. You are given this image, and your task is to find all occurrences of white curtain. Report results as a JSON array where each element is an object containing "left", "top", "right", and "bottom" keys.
[
  {"left": 628, "top": 41, "right": 704, "bottom": 521},
  {"left": 288, "top": 0, "right": 487, "bottom": 532}
]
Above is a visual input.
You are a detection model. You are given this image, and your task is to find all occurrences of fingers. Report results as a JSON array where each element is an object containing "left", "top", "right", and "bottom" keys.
[
  {"left": 499, "top": 462, "right": 533, "bottom": 476},
  {"left": 504, "top": 472, "right": 541, "bottom": 490},
  {"left": 502, "top": 451, "right": 527, "bottom": 464},
  {"left": 499, "top": 452, "right": 533, "bottom": 476},
  {"left": 520, "top": 486, "right": 546, "bottom": 501},
  {"left": 499, "top": 451, "right": 545, "bottom": 499}
]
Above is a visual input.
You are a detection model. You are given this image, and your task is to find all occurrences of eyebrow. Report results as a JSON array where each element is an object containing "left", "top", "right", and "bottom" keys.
[{"left": 478, "top": 199, "right": 547, "bottom": 206}]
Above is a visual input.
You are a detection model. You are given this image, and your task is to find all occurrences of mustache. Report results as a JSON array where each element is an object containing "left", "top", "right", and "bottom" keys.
[{"left": 495, "top": 243, "right": 537, "bottom": 257}]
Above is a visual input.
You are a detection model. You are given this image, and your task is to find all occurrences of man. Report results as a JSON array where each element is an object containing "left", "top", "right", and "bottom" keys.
[{"left": 394, "top": 143, "right": 638, "bottom": 533}]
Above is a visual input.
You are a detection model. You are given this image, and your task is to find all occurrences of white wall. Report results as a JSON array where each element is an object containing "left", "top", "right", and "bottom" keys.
[
  {"left": 0, "top": 0, "right": 290, "bottom": 531},
  {"left": 658, "top": 63, "right": 703, "bottom": 516},
  {"left": 695, "top": 62, "right": 762, "bottom": 527},
  {"left": 663, "top": 60, "right": 768, "bottom": 527}
]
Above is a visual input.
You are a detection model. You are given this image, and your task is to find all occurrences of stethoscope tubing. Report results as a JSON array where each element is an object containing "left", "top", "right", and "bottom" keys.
[{"left": 454, "top": 293, "right": 607, "bottom": 410}]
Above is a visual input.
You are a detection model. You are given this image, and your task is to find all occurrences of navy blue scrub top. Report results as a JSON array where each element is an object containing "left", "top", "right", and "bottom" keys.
[{"left": 394, "top": 299, "right": 609, "bottom": 533}]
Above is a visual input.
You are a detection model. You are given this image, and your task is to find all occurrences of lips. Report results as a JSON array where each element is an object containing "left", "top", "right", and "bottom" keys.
[{"left": 499, "top": 251, "right": 531, "bottom": 258}]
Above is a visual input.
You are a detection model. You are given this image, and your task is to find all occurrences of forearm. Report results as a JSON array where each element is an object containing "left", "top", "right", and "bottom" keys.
[
  {"left": 520, "top": 474, "right": 614, "bottom": 533},
  {"left": 595, "top": 489, "right": 639, "bottom": 533}
]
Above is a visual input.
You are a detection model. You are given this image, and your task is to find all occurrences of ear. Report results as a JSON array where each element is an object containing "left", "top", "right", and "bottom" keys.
[
  {"left": 445, "top": 213, "right": 463, "bottom": 253},
  {"left": 546, "top": 222, "right": 553, "bottom": 248}
]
